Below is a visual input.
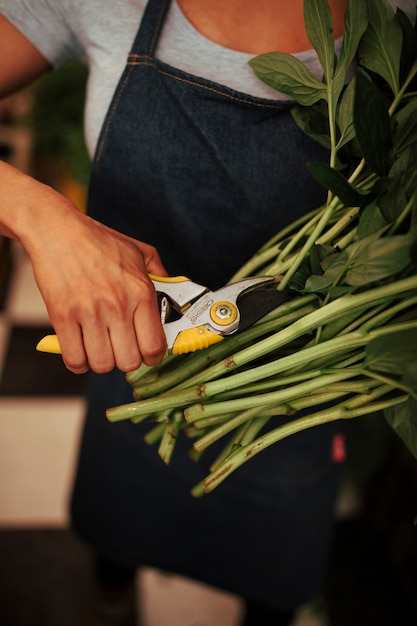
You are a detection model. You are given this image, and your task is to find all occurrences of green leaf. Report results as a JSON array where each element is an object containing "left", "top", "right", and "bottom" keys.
[
  {"left": 289, "top": 261, "right": 313, "bottom": 292},
  {"left": 289, "top": 247, "right": 331, "bottom": 292},
  {"left": 249, "top": 53, "right": 327, "bottom": 106},
  {"left": 345, "top": 231, "right": 413, "bottom": 286},
  {"left": 291, "top": 102, "right": 331, "bottom": 149},
  {"left": 354, "top": 71, "right": 393, "bottom": 177},
  {"left": 377, "top": 176, "right": 410, "bottom": 225},
  {"left": 310, "top": 243, "right": 335, "bottom": 275},
  {"left": 334, "top": 0, "right": 369, "bottom": 97},
  {"left": 393, "top": 98, "right": 417, "bottom": 157},
  {"left": 396, "top": 7, "right": 417, "bottom": 83},
  {"left": 304, "top": 0, "right": 335, "bottom": 80},
  {"left": 366, "top": 330, "right": 417, "bottom": 391},
  {"left": 357, "top": 200, "right": 390, "bottom": 238},
  {"left": 336, "top": 79, "right": 356, "bottom": 150},
  {"left": 358, "top": 0, "right": 402, "bottom": 95},
  {"left": 304, "top": 249, "right": 349, "bottom": 293},
  {"left": 326, "top": 285, "right": 357, "bottom": 298},
  {"left": 385, "top": 397, "right": 417, "bottom": 459},
  {"left": 307, "top": 161, "right": 371, "bottom": 207},
  {"left": 389, "top": 143, "right": 417, "bottom": 190},
  {"left": 304, "top": 277, "right": 356, "bottom": 298}
]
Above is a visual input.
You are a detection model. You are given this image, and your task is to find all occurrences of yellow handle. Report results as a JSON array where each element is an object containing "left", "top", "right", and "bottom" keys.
[
  {"left": 148, "top": 273, "right": 190, "bottom": 283},
  {"left": 36, "top": 276, "right": 205, "bottom": 356},
  {"left": 36, "top": 334, "right": 62, "bottom": 354},
  {"left": 171, "top": 326, "right": 223, "bottom": 355},
  {"left": 37, "top": 328, "right": 223, "bottom": 356},
  {"left": 35, "top": 276, "right": 188, "bottom": 355}
]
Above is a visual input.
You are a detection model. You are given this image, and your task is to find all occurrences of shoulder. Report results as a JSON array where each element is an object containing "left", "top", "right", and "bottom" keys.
[
  {"left": 0, "top": 0, "right": 147, "bottom": 67},
  {"left": 0, "top": 0, "right": 88, "bottom": 65}
]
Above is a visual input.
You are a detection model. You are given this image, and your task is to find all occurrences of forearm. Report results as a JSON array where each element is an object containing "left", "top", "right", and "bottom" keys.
[
  {"left": 0, "top": 5, "right": 169, "bottom": 373},
  {"left": 0, "top": 159, "right": 167, "bottom": 373},
  {"left": 0, "top": 160, "right": 72, "bottom": 243}
]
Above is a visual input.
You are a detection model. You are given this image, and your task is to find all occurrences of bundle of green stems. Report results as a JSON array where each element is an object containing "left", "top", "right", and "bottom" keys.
[
  {"left": 107, "top": 202, "right": 416, "bottom": 494},
  {"left": 107, "top": 0, "right": 417, "bottom": 493}
]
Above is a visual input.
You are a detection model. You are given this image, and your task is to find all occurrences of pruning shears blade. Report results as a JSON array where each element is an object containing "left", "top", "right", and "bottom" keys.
[{"left": 235, "top": 287, "right": 290, "bottom": 332}]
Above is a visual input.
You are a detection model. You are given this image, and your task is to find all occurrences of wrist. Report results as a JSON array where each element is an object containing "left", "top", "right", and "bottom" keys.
[{"left": 0, "top": 160, "right": 81, "bottom": 249}]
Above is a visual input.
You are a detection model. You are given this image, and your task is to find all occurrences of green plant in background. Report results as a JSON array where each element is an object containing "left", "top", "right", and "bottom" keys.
[
  {"left": 107, "top": 0, "right": 417, "bottom": 495},
  {"left": 30, "top": 62, "right": 91, "bottom": 188}
]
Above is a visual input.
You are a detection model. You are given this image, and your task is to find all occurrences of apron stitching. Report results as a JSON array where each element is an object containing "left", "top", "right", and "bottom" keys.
[
  {"left": 127, "top": 57, "right": 289, "bottom": 110},
  {"left": 93, "top": 0, "right": 169, "bottom": 168},
  {"left": 148, "top": 0, "right": 170, "bottom": 56},
  {"left": 95, "top": 65, "right": 135, "bottom": 164}
]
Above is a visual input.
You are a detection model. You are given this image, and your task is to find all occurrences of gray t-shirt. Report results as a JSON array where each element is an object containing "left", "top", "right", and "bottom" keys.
[
  {"left": 0, "top": 0, "right": 329, "bottom": 155},
  {"left": 1, "top": 0, "right": 414, "bottom": 156}
]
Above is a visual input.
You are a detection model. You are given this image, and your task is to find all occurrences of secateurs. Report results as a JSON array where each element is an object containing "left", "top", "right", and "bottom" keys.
[{"left": 36, "top": 274, "right": 289, "bottom": 356}]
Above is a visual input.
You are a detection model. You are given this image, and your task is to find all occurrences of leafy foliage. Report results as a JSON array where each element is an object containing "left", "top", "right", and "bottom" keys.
[{"left": 250, "top": 0, "right": 417, "bottom": 463}]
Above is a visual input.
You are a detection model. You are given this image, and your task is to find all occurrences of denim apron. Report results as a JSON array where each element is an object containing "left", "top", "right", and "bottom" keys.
[{"left": 71, "top": 0, "right": 343, "bottom": 609}]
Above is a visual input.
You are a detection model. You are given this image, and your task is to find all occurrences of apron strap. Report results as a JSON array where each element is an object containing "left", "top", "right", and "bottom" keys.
[{"left": 129, "top": 0, "right": 172, "bottom": 57}]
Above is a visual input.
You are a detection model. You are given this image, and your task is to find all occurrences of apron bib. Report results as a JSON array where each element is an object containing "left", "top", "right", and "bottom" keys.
[{"left": 71, "top": 0, "right": 343, "bottom": 609}]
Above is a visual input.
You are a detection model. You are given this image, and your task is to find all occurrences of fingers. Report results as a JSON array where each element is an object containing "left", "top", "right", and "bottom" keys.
[
  {"left": 53, "top": 322, "right": 89, "bottom": 375},
  {"left": 133, "top": 289, "right": 167, "bottom": 367},
  {"left": 106, "top": 289, "right": 167, "bottom": 372},
  {"left": 53, "top": 278, "right": 167, "bottom": 375},
  {"left": 30, "top": 211, "right": 170, "bottom": 375},
  {"left": 136, "top": 240, "right": 169, "bottom": 277},
  {"left": 58, "top": 321, "right": 165, "bottom": 375}
]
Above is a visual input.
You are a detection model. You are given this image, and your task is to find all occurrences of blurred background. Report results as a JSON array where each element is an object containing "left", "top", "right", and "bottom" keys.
[{"left": 1, "top": 64, "right": 417, "bottom": 626}]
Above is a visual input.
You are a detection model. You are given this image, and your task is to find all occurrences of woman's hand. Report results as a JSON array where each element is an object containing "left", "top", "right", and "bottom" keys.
[
  {"left": 1, "top": 163, "right": 168, "bottom": 374},
  {"left": 34, "top": 218, "right": 168, "bottom": 375}
]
